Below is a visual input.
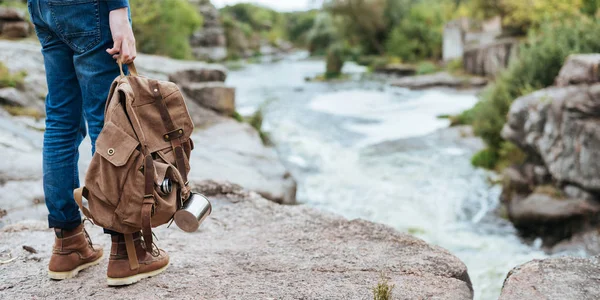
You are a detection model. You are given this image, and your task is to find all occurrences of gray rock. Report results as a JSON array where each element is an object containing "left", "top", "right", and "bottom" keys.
[
  {"left": 0, "top": 7, "right": 26, "bottom": 21},
  {"left": 563, "top": 184, "right": 597, "bottom": 201},
  {"left": 181, "top": 81, "right": 236, "bottom": 116},
  {"left": 502, "top": 84, "right": 600, "bottom": 191},
  {"left": 189, "top": 0, "right": 228, "bottom": 61},
  {"left": 1, "top": 21, "right": 29, "bottom": 38},
  {"left": 391, "top": 72, "right": 487, "bottom": 89},
  {"left": 133, "top": 53, "right": 227, "bottom": 81},
  {"left": 499, "top": 257, "right": 600, "bottom": 300},
  {"left": 188, "top": 121, "right": 297, "bottom": 204},
  {"left": 374, "top": 64, "right": 416, "bottom": 76},
  {"left": 0, "top": 181, "right": 473, "bottom": 300},
  {"left": 191, "top": 46, "right": 228, "bottom": 62},
  {"left": 555, "top": 54, "right": 600, "bottom": 87},
  {"left": 0, "top": 87, "right": 26, "bottom": 106},
  {"left": 549, "top": 229, "right": 600, "bottom": 255},
  {"left": 168, "top": 68, "right": 227, "bottom": 84},
  {"left": 463, "top": 38, "right": 518, "bottom": 77},
  {"left": 508, "top": 192, "right": 600, "bottom": 245}
]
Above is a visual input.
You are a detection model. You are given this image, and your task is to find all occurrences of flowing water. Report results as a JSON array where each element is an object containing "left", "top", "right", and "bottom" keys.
[{"left": 228, "top": 53, "right": 547, "bottom": 300}]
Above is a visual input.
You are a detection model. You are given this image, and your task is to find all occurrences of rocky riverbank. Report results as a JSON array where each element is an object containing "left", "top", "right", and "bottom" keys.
[
  {"left": 0, "top": 181, "right": 474, "bottom": 299},
  {"left": 501, "top": 54, "right": 600, "bottom": 254},
  {"left": 0, "top": 39, "right": 295, "bottom": 228},
  {"left": 499, "top": 256, "right": 600, "bottom": 300}
]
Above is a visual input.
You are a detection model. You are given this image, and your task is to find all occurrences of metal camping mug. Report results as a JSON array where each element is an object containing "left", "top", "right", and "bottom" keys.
[{"left": 174, "top": 193, "right": 212, "bottom": 233}]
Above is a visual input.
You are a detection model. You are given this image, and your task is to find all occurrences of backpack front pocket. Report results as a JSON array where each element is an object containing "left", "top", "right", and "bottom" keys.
[{"left": 86, "top": 122, "right": 142, "bottom": 209}]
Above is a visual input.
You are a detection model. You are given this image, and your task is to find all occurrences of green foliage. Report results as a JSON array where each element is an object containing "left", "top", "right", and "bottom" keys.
[
  {"left": 325, "top": 43, "right": 346, "bottom": 78},
  {"left": 384, "top": 1, "right": 445, "bottom": 62},
  {"left": 285, "top": 10, "right": 318, "bottom": 47},
  {"left": 416, "top": 61, "right": 440, "bottom": 75},
  {"left": 468, "top": 17, "right": 600, "bottom": 169},
  {"left": 471, "top": 148, "right": 499, "bottom": 169},
  {"left": 445, "top": 58, "right": 464, "bottom": 74},
  {"left": 307, "top": 13, "right": 338, "bottom": 55},
  {"left": 469, "top": 0, "right": 589, "bottom": 35},
  {"left": 496, "top": 141, "right": 526, "bottom": 170},
  {"left": 324, "top": 0, "right": 388, "bottom": 55},
  {"left": 373, "top": 273, "right": 394, "bottom": 300},
  {"left": 130, "top": 0, "right": 202, "bottom": 59},
  {"left": 247, "top": 108, "right": 272, "bottom": 146},
  {"left": 0, "top": 62, "right": 26, "bottom": 89}
]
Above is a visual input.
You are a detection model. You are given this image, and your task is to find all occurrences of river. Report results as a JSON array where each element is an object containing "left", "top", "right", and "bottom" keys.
[{"left": 227, "top": 53, "right": 548, "bottom": 300}]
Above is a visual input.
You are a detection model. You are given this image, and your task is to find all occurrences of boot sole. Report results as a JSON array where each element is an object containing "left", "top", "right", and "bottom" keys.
[
  {"left": 106, "top": 262, "right": 169, "bottom": 286},
  {"left": 48, "top": 252, "right": 104, "bottom": 280}
]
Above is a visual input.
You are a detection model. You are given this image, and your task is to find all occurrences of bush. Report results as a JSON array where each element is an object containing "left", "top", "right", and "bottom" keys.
[
  {"left": 471, "top": 148, "right": 499, "bottom": 169},
  {"left": 468, "top": 17, "right": 600, "bottom": 169},
  {"left": 325, "top": 43, "right": 345, "bottom": 78},
  {"left": 307, "top": 13, "right": 338, "bottom": 56},
  {"left": 416, "top": 61, "right": 439, "bottom": 75},
  {"left": 0, "top": 62, "right": 26, "bottom": 89},
  {"left": 373, "top": 273, "right": 394, "bottom": 300},
  {"left": 130, "top": 0, "right": 202, "bottom": 59},
  {"left": 384, "top": 0, "right": 445, "bottom": 62}
]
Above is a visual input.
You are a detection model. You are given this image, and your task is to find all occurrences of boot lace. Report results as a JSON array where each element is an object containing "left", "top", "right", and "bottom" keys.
[{"left": 140, "top": 233, "right": 161, "bottom": 257}]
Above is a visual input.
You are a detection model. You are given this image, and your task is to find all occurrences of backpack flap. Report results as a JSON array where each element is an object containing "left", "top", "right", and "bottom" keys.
[{"left": 95, "top": 122, "right": 140, "bottom": 167}]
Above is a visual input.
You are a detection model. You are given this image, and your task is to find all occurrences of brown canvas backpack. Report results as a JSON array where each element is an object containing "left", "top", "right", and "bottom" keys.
[{"left": 74, "top": 62, "right": 194, "bottom": 253}]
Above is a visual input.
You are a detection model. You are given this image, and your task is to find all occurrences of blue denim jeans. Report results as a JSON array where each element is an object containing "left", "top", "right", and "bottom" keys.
[{"left": 28, "top": 0, "right": 128, "bottom": 230}]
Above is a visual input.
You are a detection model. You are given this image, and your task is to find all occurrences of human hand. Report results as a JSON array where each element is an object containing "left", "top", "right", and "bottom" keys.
[{"left": 106, "top": 7, "right": 136, "bottom": 64}]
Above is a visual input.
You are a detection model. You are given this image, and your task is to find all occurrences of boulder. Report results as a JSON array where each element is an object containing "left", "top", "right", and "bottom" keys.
[
  {"left": 189, "top": 0, "right": 228, "bottom": 61},
  {"left": 391, "top": 72, "right": 487, "bottom": 89},
  {"left": 0, "top": 87, "right": 26, "bottom": 106},
  {"left": 374, "top": 64, "right": 416, "bottom": 76},
  {"left": 0, "top": 7, "right": 26, "bottom": 21},
  {"left": 502, "top": 84, "right": 600, "bottom": 191},
  {"left": 508, "top": 193, "right": 600, "bottom": 245},
  {"left": 181, "top": 81, "right": 235, "bottom": 116},
  {"left": 133, "top": 53, "right": 227, "bottom": 81},
  {"left": 555, "top": 54, "right": 600, "bottom": 87},
  {"left": 463, "top": 38, "right": 518, "bottom": 77},
  {"left": 168, "top": 68, "right": 227, "bottom": 84},
  {"left": 499, "top": 257, "right": 600, "bottom": 300},
  {"left": 0, "top": 181, "right": 474, "bottom": 299},
  {"left": 1, "top": 21, "right": 29, "bottom": 38},
  {"left": 188, "top": 121, "right": 297, "bottom": 204}
]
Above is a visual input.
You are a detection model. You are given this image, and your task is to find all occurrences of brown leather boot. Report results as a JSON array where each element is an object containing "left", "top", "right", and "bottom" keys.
[
  {"left": 106, "top": 232, "right": 169, "bottom": 286},
  {"left": 48, "top": 224, "right": 104, "bottom": 280}
]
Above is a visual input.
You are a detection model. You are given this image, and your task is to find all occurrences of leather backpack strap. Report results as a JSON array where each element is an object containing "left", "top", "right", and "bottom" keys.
[
  {"left": 118, "top": 60, "right": 139, "bottom": 77},
  {"left": 124, "top": 233, "right": 139, "bottom": 270},
  {"left": 150, "top": 81, "right": 188, "bottom": 184},
  {"left": 73, "top": 187, "right": 94, "bottom": 221},
  {"left": 141, "top": 153, "right": 155, "bottom": 253}
]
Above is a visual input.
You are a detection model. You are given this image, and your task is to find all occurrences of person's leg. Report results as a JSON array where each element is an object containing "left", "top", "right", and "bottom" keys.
[
  {"left": 28, "top": 0, "right": 103, "bottom": 280},
  {"left": 28, "top": 0, "right": 85, "bottom": 231}
]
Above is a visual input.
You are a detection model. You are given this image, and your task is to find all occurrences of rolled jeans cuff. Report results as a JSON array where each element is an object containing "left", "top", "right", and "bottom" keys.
[{"left": 48, "top": 215, "right": 81, "bottom": 230}]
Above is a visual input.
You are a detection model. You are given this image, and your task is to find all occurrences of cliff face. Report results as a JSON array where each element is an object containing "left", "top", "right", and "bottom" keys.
[
  {"left": 189, "top": 0, "right": 228, "bottom": 62},
  {"left": 501, "top": 54, "right": 600, "bottom": 252}
]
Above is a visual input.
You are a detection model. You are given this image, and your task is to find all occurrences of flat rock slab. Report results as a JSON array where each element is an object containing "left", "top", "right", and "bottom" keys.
[
  {"left": 500, "top": 257, "right": 600, "bottom": 300},
  {"left": 391, "top": 72, "right": 488, "bottom": 89},
  {"left": 0, "top": 182, "right": 473, "bottom": 300}
]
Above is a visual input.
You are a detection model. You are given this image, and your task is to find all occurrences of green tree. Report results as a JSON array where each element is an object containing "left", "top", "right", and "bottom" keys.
[
  {"left": 130, "top": 0, "right": 202, "bottom": 59},
  {"left": 469, "top": 17, "right": 600, "bottom": 169}
]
